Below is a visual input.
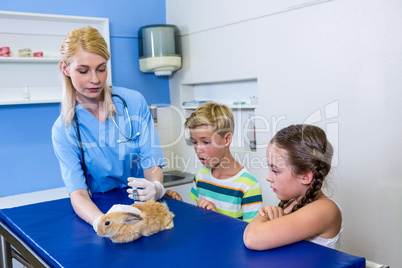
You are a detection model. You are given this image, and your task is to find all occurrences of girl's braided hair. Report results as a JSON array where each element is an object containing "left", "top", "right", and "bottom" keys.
[{"left": 273, "top": 124, "right": 334, "bottom": 213}]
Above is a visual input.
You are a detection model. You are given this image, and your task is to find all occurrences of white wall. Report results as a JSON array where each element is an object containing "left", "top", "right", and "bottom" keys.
[{"left": 166, "top": 0, "right": 402, "bottom": 266}]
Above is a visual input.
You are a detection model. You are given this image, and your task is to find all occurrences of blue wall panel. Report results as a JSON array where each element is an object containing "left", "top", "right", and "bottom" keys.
[
  {"left": 0, "top": 104, "right": 62, "bottom": 195},
  {"left": 110, "top": 36, "right": 171, "bottom": 105},
  {"left": 0, "top": 0, "right": 169, "bottom": 197}
]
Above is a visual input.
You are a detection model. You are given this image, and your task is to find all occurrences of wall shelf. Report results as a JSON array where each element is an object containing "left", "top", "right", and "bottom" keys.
[
  {"left": 0, "top": 86, "right": 63, "bottom": 105},
  {"left": 179, "top": 78, "right": 259, "bottom": 151},
  {"left": 0, "top": 11, "right": 110, "bottom": 105},
  {"left": 180, "top": 78, "right": 258, "bottom": 109},
  {"left": 0, "top": 57, "right": 60, "bottom": 63},
  {"left": 183, "top": 104, "right": 257, "bottom": 110},
  {"left": 0, "top": 99, "right": 61, "bottom": 106}
]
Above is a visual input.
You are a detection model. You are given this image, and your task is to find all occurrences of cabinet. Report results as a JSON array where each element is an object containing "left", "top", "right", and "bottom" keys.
[
  {"left": 0, "top": 11, "right": 111, "bottom": 105},
  {"left": 180, "top": 78, "right": 258, "bottom": 150}
]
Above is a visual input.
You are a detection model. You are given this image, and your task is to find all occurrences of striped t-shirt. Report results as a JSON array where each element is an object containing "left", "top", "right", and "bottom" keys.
[{"left": 190, "top": 167, "right": 263, "bottom": 222}]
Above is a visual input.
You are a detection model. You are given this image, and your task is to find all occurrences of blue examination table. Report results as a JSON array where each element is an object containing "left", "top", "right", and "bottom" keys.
[{"left": 0, "top": 188, "right": 365, "bottom": 267}]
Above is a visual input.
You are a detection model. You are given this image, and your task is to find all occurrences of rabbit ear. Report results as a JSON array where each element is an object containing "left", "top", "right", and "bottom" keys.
[{"left": 122, "top": 212, "right": 143, "bottom": 224}]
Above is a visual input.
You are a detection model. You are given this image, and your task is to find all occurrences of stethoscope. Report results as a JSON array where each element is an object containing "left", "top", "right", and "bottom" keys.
[
  {"left": 74, "top": 93, "right": 140, "bottom": 187},
  {"left": 110, "top": 94, "right": 140, "bottom": 143}
]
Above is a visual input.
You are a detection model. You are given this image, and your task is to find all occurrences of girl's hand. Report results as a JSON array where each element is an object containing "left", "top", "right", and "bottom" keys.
[
  {"left": 165, "top": 190, "right": 183, "bottom": 201},
  {"left": 259, "top": 206, "right": 284, "bottom": 220},
  {"left": 197, "top": 199, "right": 217, "bottom": 212}
]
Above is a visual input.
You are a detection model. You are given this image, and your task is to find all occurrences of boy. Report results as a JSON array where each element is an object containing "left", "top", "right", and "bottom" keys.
[{"left": 166, "top": 102, "right": 263, "bottom": 222}]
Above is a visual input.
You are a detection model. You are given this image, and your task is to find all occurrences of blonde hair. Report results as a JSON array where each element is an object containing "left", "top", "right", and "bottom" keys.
[
  {"left": 59, "top": 26, "right": 117, "bottom": 126},
  {"left": 184, "top": 102, "right": 234, "bottom": 136}
]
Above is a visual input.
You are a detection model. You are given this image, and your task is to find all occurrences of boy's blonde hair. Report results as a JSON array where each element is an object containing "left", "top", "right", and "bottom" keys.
[{"left": 184, "top": 102, "right": 234, "bottom": 136}]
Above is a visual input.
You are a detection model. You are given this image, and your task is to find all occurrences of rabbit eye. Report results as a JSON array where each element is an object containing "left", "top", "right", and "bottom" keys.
[{"left": 104, "top": 221, "right": 111, "bottom": 226}]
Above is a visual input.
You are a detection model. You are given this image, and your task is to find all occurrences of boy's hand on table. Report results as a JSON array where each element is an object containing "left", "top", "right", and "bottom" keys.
[
  {"left": 197, "top": 199, "right": 217, "bottom": 212},
  {"left": 165, "top": 190, "right": 183, "bottom": 201}
]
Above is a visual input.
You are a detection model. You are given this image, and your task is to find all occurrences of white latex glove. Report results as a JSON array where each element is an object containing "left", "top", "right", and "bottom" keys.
[
  {"left": 106, "top": 204, "right": 142, "bottom": 215},
  {"left": 92, "top": 204, "right": 142, "bottom": 232},
  {"left": 93, "top": 215, "right": 103, "bottom": 232},
  {"left": 127, "top": 177, "right": 165, "bottom": 202}
]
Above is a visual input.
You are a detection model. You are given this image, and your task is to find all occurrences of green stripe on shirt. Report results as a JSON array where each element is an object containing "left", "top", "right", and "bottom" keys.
[{"left": 190, "top": 167, "right": 263, "bottom": 222}]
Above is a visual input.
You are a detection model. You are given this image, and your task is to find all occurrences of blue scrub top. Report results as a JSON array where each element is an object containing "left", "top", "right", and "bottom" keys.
[{"left": 52, "top": 87, "right": 165, "bottom": 194}]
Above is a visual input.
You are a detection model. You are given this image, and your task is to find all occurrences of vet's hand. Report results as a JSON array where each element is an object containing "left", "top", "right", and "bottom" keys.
[
  {"left": 259, "top": 206, "right": 284, "bottom": 220},
  {"left": 165, "top": 190, "right": 183, "bottom": 201},
  {"left": 93, "top": 215, "right": 103, "bottom": 232},
  {"left": 127, "top": 177, "right": 165, "bottom": 202},
  {"left": 197, "top": 199, "right": 217, "bottom": 212}
]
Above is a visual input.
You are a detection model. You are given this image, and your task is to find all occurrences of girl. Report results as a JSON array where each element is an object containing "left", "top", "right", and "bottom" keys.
[{"left": 243, "top": 124, "right": 343, "bottom": 250}]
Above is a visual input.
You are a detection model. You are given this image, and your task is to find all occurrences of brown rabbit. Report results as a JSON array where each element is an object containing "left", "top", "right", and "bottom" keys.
[{"left": 96, "top": 200, "right": 175, "bottom": 243}]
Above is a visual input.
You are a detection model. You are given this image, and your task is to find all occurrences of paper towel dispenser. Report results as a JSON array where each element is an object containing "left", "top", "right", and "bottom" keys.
[{"left": 138, "top": 24, "right": 182, "bottom": 76}]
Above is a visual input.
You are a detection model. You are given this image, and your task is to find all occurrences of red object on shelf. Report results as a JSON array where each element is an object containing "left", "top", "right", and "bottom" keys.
[
  {"left": 0, "top": 46, "right": 10, "bottom": 57},
  {"left": 0, "top": 46, "right": 10, "bottom": 53},
  {"left": 33, "top": 51, "right": 43, "bottom": 57}
]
